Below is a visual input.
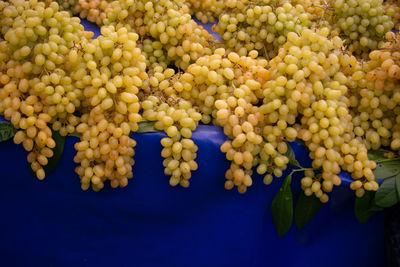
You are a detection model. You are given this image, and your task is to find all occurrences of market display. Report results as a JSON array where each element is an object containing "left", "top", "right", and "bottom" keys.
[{"left": 1, "top": 0, "right": 400, "bottom": 234}]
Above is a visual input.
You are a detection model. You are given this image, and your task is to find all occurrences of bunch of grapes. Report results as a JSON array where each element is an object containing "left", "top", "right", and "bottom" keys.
[
  {"left": 102, "top": 0, "right": 216, "bottom": 70},
  {"left": 265, "top": 28, "right": 378, "bottom": 200},
  {"left": 137, "top": 38, "right": 171, "bottom": 70},
  {"left": 344, "top": 32, "right": 400, "bottom": 153},
  {"left": 187, "top": 0, "right": 225, "bottom": 24},
  {"left": 0, "top": 0, "right": 93, "bottom": 179},
  {"left": 384, "top": 0, "right": 400, "bottom": 31},
  {"left": 326, "top": 0, "right": 394, "bottom": 58},
  {"left": 72, "top": 25, "right": 147, "bottom": 191},
  {"left": 183, "top": 48, "right": 291, "bottom": 193},
  {"left": 215, "top": 1, "right": 312, "bottom": 59},
  {"left": 140, "top": 66, "right": 202, "bottom": 187},
  {"left": 50, "top": 0, "right": 113, "bottom": 26},
  {"left": 292, "top": 0, "right": 326, "bottom": 19},
  {"left": 75, "top": 0, "right": 112, "bottom": 26}
]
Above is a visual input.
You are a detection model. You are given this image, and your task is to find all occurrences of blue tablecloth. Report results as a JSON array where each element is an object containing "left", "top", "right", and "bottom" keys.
[
  {"left": 0, "top": 20, "right": 385, "bottom": 267},
  {"left": 0, "top": 123, "right": 385, "bottom": 267}
]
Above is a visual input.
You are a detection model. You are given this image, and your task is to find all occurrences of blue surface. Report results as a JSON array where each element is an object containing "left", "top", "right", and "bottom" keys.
[
  {"left": 0, "top": 19, "right": 385, "bottom": 266},
  {"left": 0, "top": 125, "right": 385, "bottom": 266},
  {"left": 0, "top": 126, "right": 384, "bottom": 267}
]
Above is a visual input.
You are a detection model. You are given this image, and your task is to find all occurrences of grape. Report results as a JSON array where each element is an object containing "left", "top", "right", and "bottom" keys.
[
  {"left": 50, "top": 0, "right": 113, "bottom": 26},
  {"left": 71, "top": 25, "right": 147, "bottom": 190},
  {"left": 345, "top": 32, "right": 400, "bottom": 155},
  {"left": 265, "top": 28, "right": 379, "bottom": 200},
  {"left": 186, "top": 0, "right": 225, "bottom": 24},
  {"left": 325, "top": 0, "right": 394, "bottom": 57},
  {"left": 141, "top": 66, "right": 201, "bottom": 187},
  {"left": 185, "top": 48, "right": 287, "bottom": 193},
  {"left": 101, "top": 0, "right": 217, "bottom": 70},
  {"left": 384, "top": 0, "right": 400, "bottom": 31},
  {"left": 215, "top": 1, "right": 312, "bottom": 59},
  {"left": 0, "top": 0, "right": 91, "bottom": 180}
]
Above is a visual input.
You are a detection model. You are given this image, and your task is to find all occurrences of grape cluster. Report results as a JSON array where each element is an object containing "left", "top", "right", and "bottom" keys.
[
  {"left": 102, "top": 0, "right": 216, "bottom": 70},
  {"left": 72, "top": 25, "right": 147, "bottom": 190},
  {"left": 137, "top": 38, "right": 171, "bottom": 70},
  {"left": 51, "top": 0, "right": 113, "bottom": 26},
  {"left": 345, "top": 32, "right": 400, "bottom": 153},
  {"left": 187, "top": 0, "right": 225, "bottom": 24},
  {"left": 185, "top": 48, "right": 290, "bottom": 193},
  {"left": 266, "top": 29, "right": 378, "bottom": 200},
  {"left": 384, "top": 0, "right": 400, "bottom": 31},
  {"left": 327, "top": 0, "right": 394, "bottom": 57},
  {"left": 300, "top": 170, "right": 329, "bottom": 202},
  {"left": 141, "top": 66, "right": 202, "bottom": 187},
  {"left": 0, "top": 0, "right": 92, "bottom": 179},
  {"left": 215, "top": 1, "right": 312, "bottom": 59}
]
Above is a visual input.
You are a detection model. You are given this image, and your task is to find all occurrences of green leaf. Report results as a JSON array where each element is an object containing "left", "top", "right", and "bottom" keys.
[
  {"left": 368, "top": 149, "right": 400, "bottom": 179},
  {"left": 373, "top": 163, "right": 400, "bottom": 180},
  {"left": 29, "top": 130, "right": 65, "bottom": 176},
  {"left": 0, "top": 122, "right": 16, "bottom": 142},
  {"left": 137, "top": 120, "right": 158, "bottom": 133},
  {"left": 294, "top": 192, "right": 323, "bottom": 229},
  {"left": 368, "top": 204, "right": 383, "bottom": 212},
  {"left": 396, "top": 174, "right": 400, "bottom": 200},
  {"left": 375, "top": 177, "right": 399, "bottom": 207},
  {"left": 285, "top": 143, "right": 301, "bottom": 167},
  {"left": 271, "top": 174, "right": 293, "bottom": 237},
  {"left": 355, "top": 190, "right": 376, "bottom": 224},
  {"left": 368, "top": 149, "right": 391, "bottom": 162}
]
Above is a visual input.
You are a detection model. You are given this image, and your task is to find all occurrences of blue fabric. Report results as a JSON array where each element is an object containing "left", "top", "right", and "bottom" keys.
[
  {"left": 0, "top": 20, "right": 385, "bottom": 267},
  {"left": 0, "top": 125, "right": 385, "bottom": 267}
]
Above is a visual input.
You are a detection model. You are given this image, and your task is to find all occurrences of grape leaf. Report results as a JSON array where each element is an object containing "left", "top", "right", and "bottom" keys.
[
  {"left": 368, "top": 149, "right": 392, "bottom": 162},
  {"left": 294, "top": 192, "right": 323, "bottom": 229},
  {"left": 355, "top": 190, "right": 377, "bottom": 224},
  {"left": 373, "top": 163, "right": 400, "bottom": 180},
  {"left": 285, "top": 143, "right": 300, "bottom": 167},
  {"left": 368, "top": 149, "right": 400, "bottom": 179},
  {"left": 271, "top": 174, "right": 293, "bottom": 237},
  {"left": 396, "top": 174, "right": 400, "bottom": 200},
  {"left": 0, "top": 122, "right": 16, "bottom": 142},
  {"left": 137, "top": 120, "right": 158, "bottom": 133},
  {"left": 375, "top": 177, "right": 399, "bottom": 207}
]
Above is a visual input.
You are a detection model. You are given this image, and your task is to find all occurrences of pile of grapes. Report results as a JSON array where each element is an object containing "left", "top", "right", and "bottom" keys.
[{"left": 1, "top": 0, "right": 400, "bottom": 212}]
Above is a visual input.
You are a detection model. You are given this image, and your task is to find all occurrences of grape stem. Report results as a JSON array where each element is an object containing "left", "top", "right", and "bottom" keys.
[
  {"left": 292, "top": 168, "right": 314, "bottom": 172},
  {"left": 286, "top": 167, "right": 315, "bottom": 178},
  {"left": 375, "top": 158, "right": 400, "bottom": 163}
]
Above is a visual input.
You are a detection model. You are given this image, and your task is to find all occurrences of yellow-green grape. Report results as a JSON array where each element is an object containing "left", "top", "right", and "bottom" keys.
[
  {"left": 187, "top": 0, "right": 225, "bottom": 24},
  {"left": 0, "top": 0, "right": 92, "bottom": 180},
  {"left": 267, "top": 28, "right": 377, "bottom": 201},
  {"left": 74, "top": 119, "right": 136, "bottom": 191},
  {"left": 141, "top": 68, "right": 201, "bottom": 188},
  {"left": 346, "top": 33, "right": 400, "bottom": 155},
  {"left": 215, "top": 2, "right": 312, "bottom": 59},
  {"left": 102, "top": 0, "right": 216, "bottom": 70},
  {"left": 187, "top": 48, "right": 285, "bottom": 193},
  {"left": 69, "top": 25, "right": 145, "bottom": 191},
  {"left": 54, "top": 0, "right": 113, "bottom": 26},
  {"left": 330, "top": 0, "right": 394, "bottom": 57}
]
